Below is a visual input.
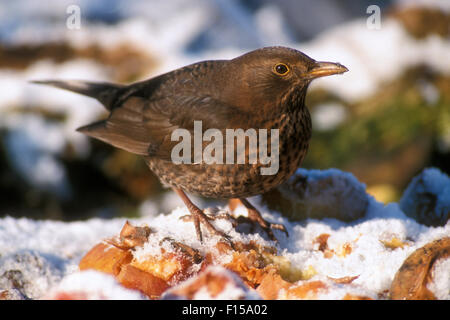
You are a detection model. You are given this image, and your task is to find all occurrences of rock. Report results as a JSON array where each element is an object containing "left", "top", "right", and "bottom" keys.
[
  {"left": 0, "top": 250, "right": 63, "bottom": 299},
  {"left": 399, "top": 168, "right": 450, "bottom": 227},
  {"left": 0, "top": 289, "right": 28, "bottom": 300},
  {"left": 262, "top": 168, "right": 369, "bottom": 221}
]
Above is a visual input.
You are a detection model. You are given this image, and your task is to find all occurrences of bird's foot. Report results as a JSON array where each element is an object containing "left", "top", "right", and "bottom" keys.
[
  {"left": 159, "top": 237, "right": 203, "bottom": 264},
  {"left": 173, "top": 188, "right": 234, "bottom": 247},
  {"left": 233, "top": 199, "right": 289, "bottom": 242},
  {"left": 235, "top": 213, "right": 288, "bottom": 242},
  {"left": 180, "top": 206, "right": 234, "bottom": 248}
]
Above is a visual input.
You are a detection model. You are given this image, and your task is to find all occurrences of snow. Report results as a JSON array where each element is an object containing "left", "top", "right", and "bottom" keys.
[
  {"left": 1, "top": 168, "right": 448, "bottom": 300},
  {"left": 0, "top": 217, "right": 125, "bottom": 299},
  {"left": 0, "top": 217, "right": 123, "bottom": 257},
  {"left": 427, "top": 257, "right": 450, "bottom": 300},
  {"left": 0, "top": 250, "right": 65, "bottom": 299},
  {"left": 46, "top": 270, "right": 145, "bottom": 300},
  {"left": 284, "top": 216, "right": 414, "bottom": 294}
]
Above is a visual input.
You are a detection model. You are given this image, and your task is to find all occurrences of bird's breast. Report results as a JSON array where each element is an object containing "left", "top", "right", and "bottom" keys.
[{"left": 144, "top": 105, "right": 312, "bottom": 198}]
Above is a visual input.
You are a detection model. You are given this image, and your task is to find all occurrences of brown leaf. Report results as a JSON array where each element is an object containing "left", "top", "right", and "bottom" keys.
[
  {"left": 118, "top": 220, "right": 152, "bottom": 249},
  {"left": 281, "top": 281, "right": 328, "bottom": 299},
  {"left": 256, "top": 270, "right": 292, "bottom": 300},
  {"left": 337, "top": 243, "right": 353, "bottom": 257},
  {"left": 314, "top": 233, "right": 330, "bottom": 252},
  {"left": 314, "top": 233, "right": 335, "bottom": 258},
  {"left": 328, "top": 275, "right": 359, "bottom": 284},
  {"left": 390, "top": 237, "right": 450, "bottom": 300},
  {"left": 381, "top": 237, "right": 409, "bottom": 250}
]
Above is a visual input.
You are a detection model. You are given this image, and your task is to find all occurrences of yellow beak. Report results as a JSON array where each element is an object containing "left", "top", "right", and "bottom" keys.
[{"left": 306, "top": 61, "right": 348, "bottom": 79}]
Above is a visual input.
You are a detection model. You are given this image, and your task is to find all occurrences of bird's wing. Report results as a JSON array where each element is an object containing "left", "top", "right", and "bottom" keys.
[{"left": 77, "top": 93, "right": 249, "bottom": 161}]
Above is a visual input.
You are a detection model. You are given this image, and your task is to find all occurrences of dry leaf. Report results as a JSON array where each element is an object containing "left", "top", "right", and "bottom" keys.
[
  {"left": 328, "top": 275, "right": 359, "bottom": 284},
  {"left": 314, "top": 233, "right": 335, "bottom": 258},
  {"left": 314, "top": 233, "right": 330, "bottom": 251},
  {"left": 256, "top": 270, "right": 291, "bottom": 299},
  {"left": 313, "top": 234, "right": 353, "bottom": 258},
  {"left": 390, "top": 237, "right": 450, "bottom": 300},
  {"left": 336, "top": 243, "right": 353, "bottom": 258},
  {"left": 108, "top": 220, "right": 152, "bottom": 249},
  {"left": 281, "top": 281, "right": 328, "bottom": 299},
  {"left": 381, "top": 237, "right": 408, "bottom": 250}
]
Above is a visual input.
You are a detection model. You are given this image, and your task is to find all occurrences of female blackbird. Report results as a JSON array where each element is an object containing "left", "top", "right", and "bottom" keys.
[{"left": 33, "top": 46, "right": 347, "bottom": 243}]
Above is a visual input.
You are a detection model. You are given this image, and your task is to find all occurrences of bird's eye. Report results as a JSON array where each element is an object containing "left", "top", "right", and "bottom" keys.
[{"left": 274, "top": 63, "right": 290, "bottom": 76}]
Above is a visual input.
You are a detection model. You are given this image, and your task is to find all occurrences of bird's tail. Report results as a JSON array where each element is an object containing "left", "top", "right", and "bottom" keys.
[{"left": 30, "top": 80, "right": 125, "bottom": 111}]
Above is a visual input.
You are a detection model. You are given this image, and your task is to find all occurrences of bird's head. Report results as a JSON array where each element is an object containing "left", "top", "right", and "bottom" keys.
[{"left": 226, "top": 46, "right": 348, "bottom": 112}]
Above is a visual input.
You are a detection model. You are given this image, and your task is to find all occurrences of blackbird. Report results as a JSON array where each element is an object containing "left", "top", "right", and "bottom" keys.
[{"left": 32, "top": 46, "right": 347, "bottom": 243}]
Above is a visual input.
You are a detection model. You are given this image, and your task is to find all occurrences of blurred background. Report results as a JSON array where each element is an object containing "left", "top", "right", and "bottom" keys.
[{"left": 0, "top": 0, "right": 448, "bottom": 221}]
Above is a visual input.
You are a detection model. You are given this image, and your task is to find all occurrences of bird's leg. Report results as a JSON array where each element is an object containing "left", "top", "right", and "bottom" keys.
[
  {"left": 173, "top": 188, "right": 233, "bottom": 245},
  {"left": 232, "top": 198, "right": 288, "bottom": 241}
]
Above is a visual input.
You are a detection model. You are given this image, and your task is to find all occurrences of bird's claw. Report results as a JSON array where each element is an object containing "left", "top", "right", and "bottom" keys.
[
  {"left": 159, "top": 237, "right": 203, "bottom": 264},
  {"left": 179, "top": 207, "right": 235, "bottom": 248},
  {"left": 180, "top": 208, "right": 238, "bottom": 226},
  {"left": 235, "top": 216, "right": 288, "bottom": 242}
]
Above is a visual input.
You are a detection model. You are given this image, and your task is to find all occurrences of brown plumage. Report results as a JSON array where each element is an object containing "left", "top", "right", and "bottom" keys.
[{"left": 32, "top": 46, "right": 347, "bottom": 243}]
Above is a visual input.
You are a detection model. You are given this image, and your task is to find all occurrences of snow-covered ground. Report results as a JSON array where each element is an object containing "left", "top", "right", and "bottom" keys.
[{"left": 0, "top": 168, "right": 448, "bottom": 300}]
